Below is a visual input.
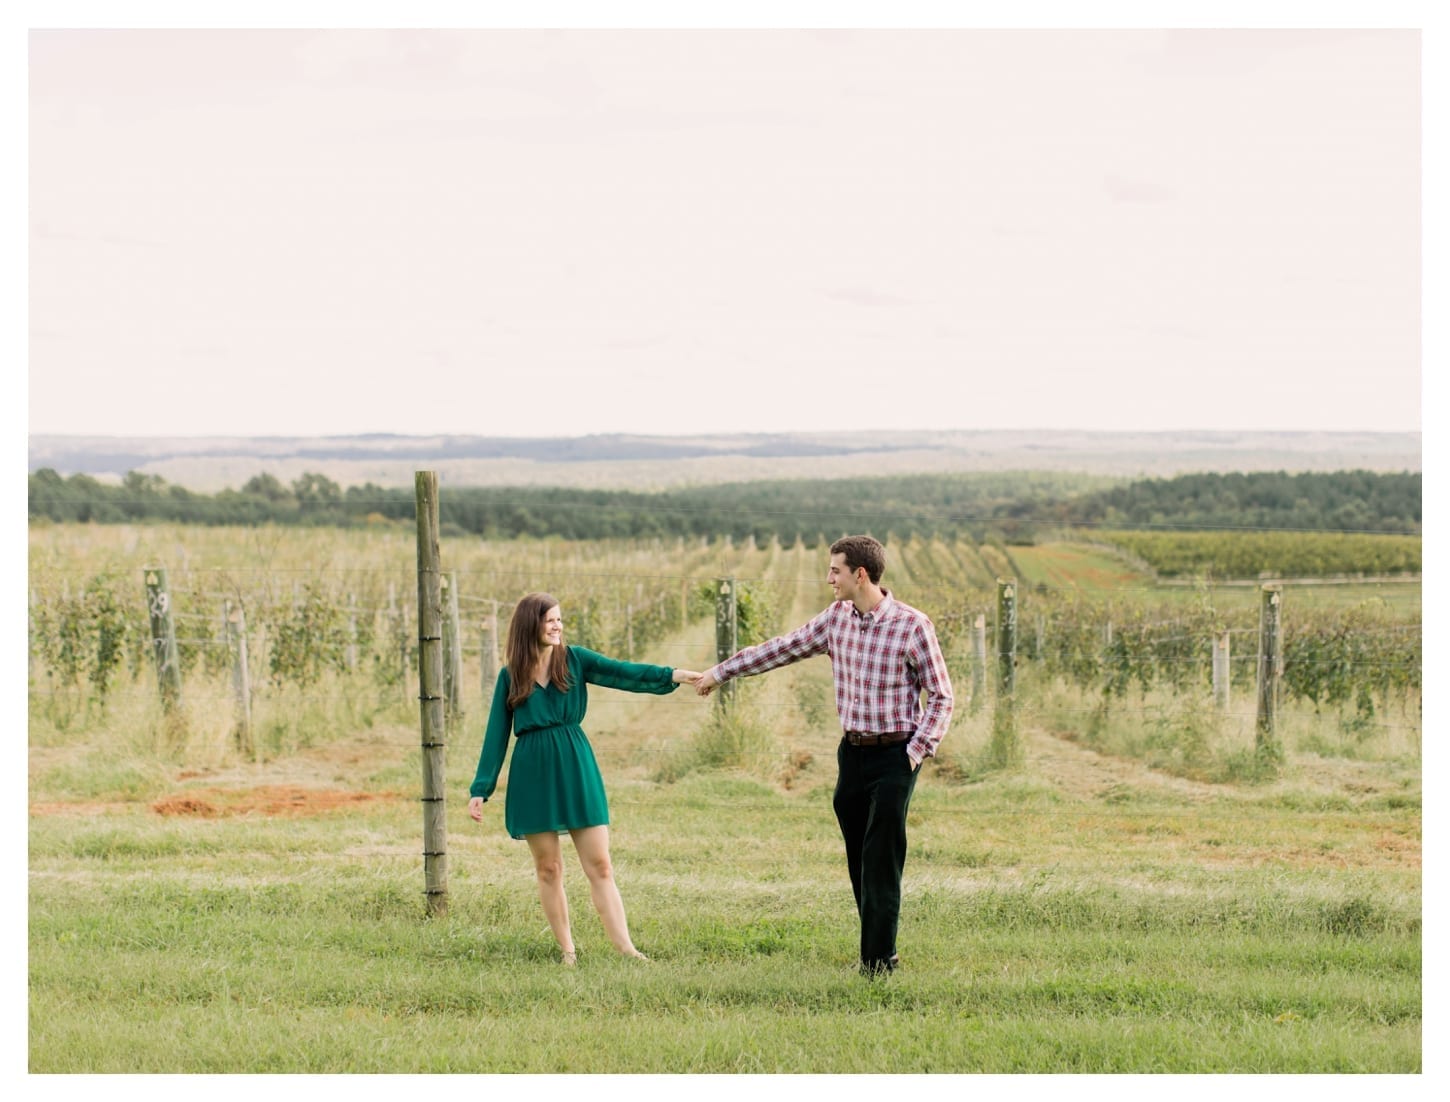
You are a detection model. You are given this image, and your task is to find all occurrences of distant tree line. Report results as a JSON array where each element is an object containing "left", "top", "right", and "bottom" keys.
[
  {"left": 27, "top": 467, "right": 1420, "bottom": 541},
  {"left": 1063, "top": 470, "right": 1420, "bottom": 536}
]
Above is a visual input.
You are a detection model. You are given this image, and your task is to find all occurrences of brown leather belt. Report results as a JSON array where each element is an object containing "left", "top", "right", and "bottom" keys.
[{"left": 843, "top": 731, "right": 914, "bottom": 747}]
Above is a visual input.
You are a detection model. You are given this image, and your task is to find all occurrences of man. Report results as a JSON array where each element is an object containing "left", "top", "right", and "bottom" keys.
[{"left": 696, "top": 534, "right": 954, "bottom": 977}]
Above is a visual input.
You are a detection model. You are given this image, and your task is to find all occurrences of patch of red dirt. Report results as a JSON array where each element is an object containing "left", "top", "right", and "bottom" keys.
[
  {"left": 150, "top": 785, "right": 400, "bottom": 819},
  {"left": 152, "top": 795, "right": 223, "bottom": 818}
]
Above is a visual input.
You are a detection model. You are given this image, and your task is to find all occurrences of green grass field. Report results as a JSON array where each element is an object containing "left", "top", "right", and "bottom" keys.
[
  {"left": 28, "top": 529, "right": 1422, "bottom": 1073},
  {"left": 28, "top": 735, "right": 1422, "bottom": 1073}
]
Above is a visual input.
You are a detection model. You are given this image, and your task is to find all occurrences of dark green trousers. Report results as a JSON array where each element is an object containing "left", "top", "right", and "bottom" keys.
[{"left": 833, "top": 738, "right": 921, "bottom": 969}]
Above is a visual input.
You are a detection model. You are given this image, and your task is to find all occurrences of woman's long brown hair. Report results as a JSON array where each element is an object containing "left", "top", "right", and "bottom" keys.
[{"left": 504, "top": 592, "right": 570, "bottom": 709}]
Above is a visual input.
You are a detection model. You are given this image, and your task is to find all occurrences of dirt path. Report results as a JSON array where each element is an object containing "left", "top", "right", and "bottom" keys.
[{"left": 1022, "top": 724, "right": 1227, "bottom": 803}]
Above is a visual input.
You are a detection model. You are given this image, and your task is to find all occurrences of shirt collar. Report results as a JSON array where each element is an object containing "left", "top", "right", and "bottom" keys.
[{"left": 851, "top": 589, "right": 894, "bottom": 624}]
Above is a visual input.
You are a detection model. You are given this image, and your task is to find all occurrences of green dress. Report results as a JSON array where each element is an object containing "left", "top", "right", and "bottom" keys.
[{"left": 469, "top": 646, "right": 678, "bottom": 839}]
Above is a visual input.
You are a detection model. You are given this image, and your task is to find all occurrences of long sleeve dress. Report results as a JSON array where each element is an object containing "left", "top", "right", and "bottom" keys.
[{"left": 469, "top": 645, "right": 678, "bottom": 839}]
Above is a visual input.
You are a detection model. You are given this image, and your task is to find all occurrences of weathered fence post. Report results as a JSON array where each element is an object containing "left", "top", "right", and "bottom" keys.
[
  {"left": 970, "top": 613, "right": 987, "bottom": 715},
  {"left": 715, "top": 577, "right": 738, "bottom": 708},
  {"left": 1212, "top": 630, "right": 1231, "bottom": 713},
  {"left": 481, "top": 598, "right": 501, "bottom": 706},
  {"left": 987, "top": 578, "right": 1020, "bottom": 768},
  {"left": 415, "top": 472, "right": 448, "bottom": 918},
  {"left": 1255, "top": 585, "right": 1283, "bottom": 762},
  {"left": 442, "top": 571, "right": 463, "bottom": 726},
  {"left": 143, "top": 568, "right": 183, "bottom": 711},
  {"left": 224, "top": 599, "right": 253, "bottom": 758}
]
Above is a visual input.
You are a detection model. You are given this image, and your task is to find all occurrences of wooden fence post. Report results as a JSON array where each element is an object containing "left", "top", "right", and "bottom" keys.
[
  {"left": 480, "top": 599, "right": 501, "bottom": 706},
  {"left": 970, "top": 613, "right": 987, "bottom": 715},
  {"left": 1256, "top": 585, "right": 1283, "bottom": 762},
  {"left": 143, "top": 568, "right": 183, "bottom": 711},
  {"left": 224, "top": 599, "right": 253, "bottom": 758},
  {"left": 442, "top": 571, "right": 463, "bottom": 726},
  {"left": 988, "top": 578, "right": 1020, "bottom": 768},
  {"left": 415, "top": 472, "right": 448, "bottom": 918},
  {"left": 715, "top": 577, "right": 738, "bottom": 708},
  {"left": 1212, "top": 630, "right": 1231, "bottom": 713}
]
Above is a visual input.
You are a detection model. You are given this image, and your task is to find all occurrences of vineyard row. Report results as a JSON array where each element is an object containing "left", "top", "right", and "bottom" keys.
[{"left": 29, "top": 565, "right": 1421, "bottom": 731}]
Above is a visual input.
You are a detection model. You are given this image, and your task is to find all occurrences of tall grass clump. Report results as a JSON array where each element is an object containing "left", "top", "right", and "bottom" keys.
[{"left": 653, "top": 695, "right": 778, "bottom": 784}]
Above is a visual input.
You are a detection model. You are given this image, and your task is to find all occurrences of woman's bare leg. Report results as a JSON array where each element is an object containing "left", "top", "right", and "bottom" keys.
[
  {"left": 570, "top": 825, "right": 645, "bottom": 958},
  {"left": 525, "top": 831, "right": 575, "bottom": 961}
]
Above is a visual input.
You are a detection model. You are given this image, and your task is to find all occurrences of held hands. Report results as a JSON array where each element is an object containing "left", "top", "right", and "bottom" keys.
[
  {"left": 694, "top": 667, "right": 720, "bottom": 697},
  {"left": 672, "top": 669, "right": 704, "bottom": 686}
]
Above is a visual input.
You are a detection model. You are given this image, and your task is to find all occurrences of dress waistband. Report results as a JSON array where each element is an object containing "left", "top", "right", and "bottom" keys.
[{"left": 515, "top": 723, "right": 581, "bottom": 738}]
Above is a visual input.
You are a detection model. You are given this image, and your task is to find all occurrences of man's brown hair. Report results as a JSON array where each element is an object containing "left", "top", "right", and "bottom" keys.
[{"left": 830, "top": 534, "right": 886, "bottom": 585}]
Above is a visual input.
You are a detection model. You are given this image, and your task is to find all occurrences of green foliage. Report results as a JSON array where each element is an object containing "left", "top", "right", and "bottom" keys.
[
  {"left": 986, "top": 591, "right": 1420, "bottom": 723},
  {"left": 690, "top": 577, "right": 784, "bottom": 650},
  {"left": 1281, "top": 601, "right": 1422, "bottom": 712},
  {"left": 264, "top": 583, "right": 353, "bottom": 689},
  {"left": 735, "top": 581, "right": 784, "bottom": 647},
  {"left": 1069, "top": 470, "right": 1420, "bottom": 535},
  {"left": 1099, "top": 529, "right": 1421, "bottom": 579},
  {"left": 28, "top": 468, "right": 1420, "bottom": 550},
  {"left": 29, "top": 572, "right": 146, "bottom": 723},
  {"left": 28, "top": 527, "right": 1420, "bottom": 785},
  {"left": 83, "top": 575, "right": 132, "bottom": 701}
]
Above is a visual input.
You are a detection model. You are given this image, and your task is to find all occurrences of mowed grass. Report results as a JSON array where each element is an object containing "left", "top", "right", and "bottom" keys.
[
  {"left": 29, "top": 736, "right": 1421, "bottom": 1073},
  {"left": 1004, "top": 542, "right": 1147, "bottom": 594},
  {"left": 997, "top": 541, "right": 1420, "bottom": 614}
]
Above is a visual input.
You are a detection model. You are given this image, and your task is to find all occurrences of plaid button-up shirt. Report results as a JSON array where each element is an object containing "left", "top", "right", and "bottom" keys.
[{"left": 714, "top": 590, "right": 954, "bottom": 765}]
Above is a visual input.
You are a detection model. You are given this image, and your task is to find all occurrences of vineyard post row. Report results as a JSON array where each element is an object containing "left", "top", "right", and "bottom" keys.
[
  {"left": 928, "top": 578, "right": 1287, "bottom": 761},
  {"left": 120, "top": 561, "right": 687, "bottom": 740},
  {"left": 129, "top": 569, "right": 1289, "bottom": 771},
  {"left": 700, "top": 574, "right": 1277, "bottom": 766}
]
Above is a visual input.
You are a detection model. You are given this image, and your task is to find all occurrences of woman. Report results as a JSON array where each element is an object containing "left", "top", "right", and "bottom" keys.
[{"left": 467, "top": 592, "right": 700, "bottom": 965}]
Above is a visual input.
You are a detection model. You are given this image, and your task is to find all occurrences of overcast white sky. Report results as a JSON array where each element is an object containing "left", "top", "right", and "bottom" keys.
[{"left": 24, "top": 6, "right": 1435, "bottom": 440}]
